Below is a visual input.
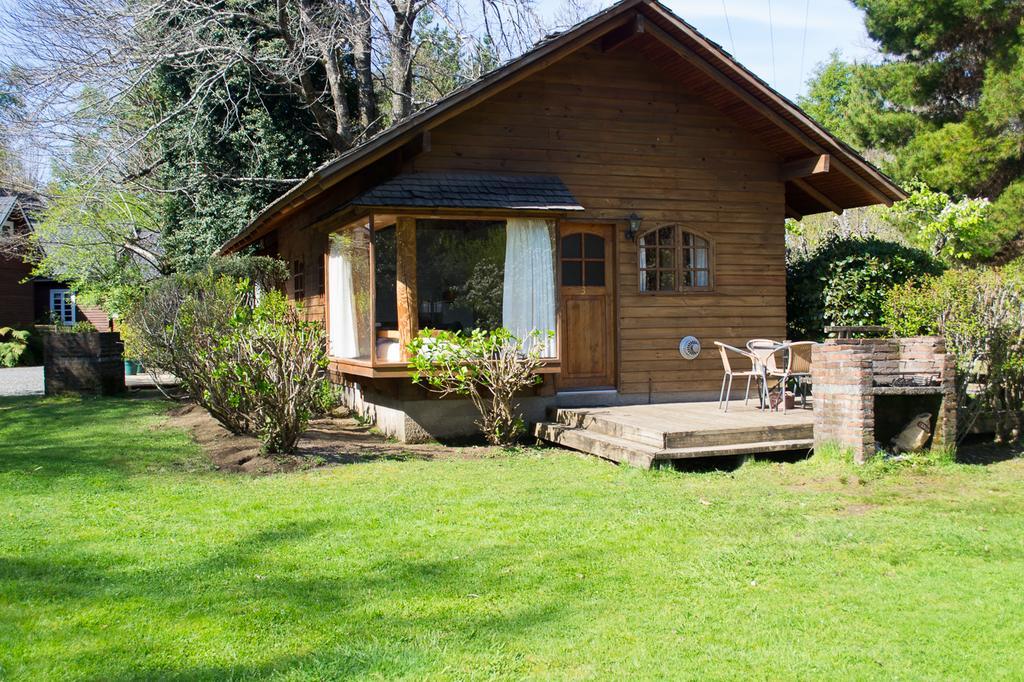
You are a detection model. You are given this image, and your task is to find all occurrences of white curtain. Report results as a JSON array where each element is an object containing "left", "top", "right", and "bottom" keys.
[
  {"left": 503, "top": 218, "right": 557, "bottom": 357},
  {"left": 638, "top": 234, "right": 649, "bottom": 292},
  {"left": 328, "top": 234, "right": 360, "bottom": 358},
  {"left": 693, "top": 237, "right": 709, "bottom": 287}
]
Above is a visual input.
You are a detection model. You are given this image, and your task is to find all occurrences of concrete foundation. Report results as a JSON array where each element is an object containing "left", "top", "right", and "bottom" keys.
[{"left": 338, "top": 377, "right": 725, "bottom": 443}]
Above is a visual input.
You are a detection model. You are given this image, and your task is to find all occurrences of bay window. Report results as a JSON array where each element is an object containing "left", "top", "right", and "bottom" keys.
[{"left": 327, "top": 213, "right": 558, "bottom": 367}]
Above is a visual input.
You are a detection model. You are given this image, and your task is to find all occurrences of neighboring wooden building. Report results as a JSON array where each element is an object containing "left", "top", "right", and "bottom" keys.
[
  {"left": 0, "top": 194, "right": 111, "bottom": 331},
  {"left": 221, "top": 0, "right": 905, "bottom": 441}
]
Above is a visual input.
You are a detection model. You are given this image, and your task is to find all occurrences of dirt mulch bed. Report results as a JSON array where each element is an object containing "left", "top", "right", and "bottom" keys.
[{"left": 164, "top": 403, "right": 504, "bottom": 474}]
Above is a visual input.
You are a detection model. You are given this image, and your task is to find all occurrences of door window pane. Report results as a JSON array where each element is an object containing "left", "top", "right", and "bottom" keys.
[
  {"left": 562, "top": 260, "right": 583, "bottom": 286},
  {"left": 561, "top": 233, "right": 581, "bottom": 259},
  {"left": 583, "top": 234, "right": 604, "bottom": 259},
  {"left": 584, "top": 261, "right": 605, "bottom": 286}
]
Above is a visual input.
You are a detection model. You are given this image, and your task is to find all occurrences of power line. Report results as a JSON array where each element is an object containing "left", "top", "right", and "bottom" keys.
[
  {"left": 720, "top": 0, "right": 736, "bottom": 53},
  {"left": 799, "top": 0, "right": 811, "bottom": 87},
  {"left": 767, "top": 0, "right": 777, "bottom": 86}
]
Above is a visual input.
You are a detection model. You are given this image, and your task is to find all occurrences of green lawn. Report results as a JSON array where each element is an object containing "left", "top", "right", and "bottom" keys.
[{"left": 2, "top": 397, "right": 1024, "bottom": 680}]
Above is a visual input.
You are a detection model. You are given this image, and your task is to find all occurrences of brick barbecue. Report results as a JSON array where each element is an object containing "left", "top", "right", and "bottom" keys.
[{"left": 811, "top": 336, "right": 957, "bottom": 463}]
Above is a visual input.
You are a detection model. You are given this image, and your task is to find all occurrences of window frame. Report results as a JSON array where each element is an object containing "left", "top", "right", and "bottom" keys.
[
  {"left": 637, "top": 225, "right": 714, "bottom": 295},
  {"left": 325, "top": 210, "right": 565, "bottom": 377},
  {"left": 50, "top": 288, "right": 76, "bottom": 325},
  {"left": 292, "top": 257, "right": 305, "bottom": 300},
  {"left": 559, "top": 231, "right": 607, "bottom": 288}
]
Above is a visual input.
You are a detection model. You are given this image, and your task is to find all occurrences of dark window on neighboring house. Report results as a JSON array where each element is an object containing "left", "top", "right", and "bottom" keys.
[{"left": 292, "top": 258, "right": 305, "bottom": 300}]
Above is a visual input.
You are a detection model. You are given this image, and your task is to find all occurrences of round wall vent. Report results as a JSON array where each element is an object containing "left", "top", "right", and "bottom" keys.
[{"left": 678, "top": 335, "right": 701, "bottom": 360}]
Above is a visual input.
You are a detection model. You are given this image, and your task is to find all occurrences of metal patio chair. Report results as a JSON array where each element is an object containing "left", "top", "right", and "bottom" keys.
[
  {"left": 784, "top": 341, "right": 818, "bottom": 407},
  {"left": 714, "top": 342, "right": 762, "bottom": 412},
  {"left": 746, "top": 339, "right": 785, "bottom": 411}
]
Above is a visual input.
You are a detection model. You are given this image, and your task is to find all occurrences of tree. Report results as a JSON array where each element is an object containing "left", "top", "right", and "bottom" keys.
[
  {"left": 786, "top": 234, "right": 943, "bottom": 340},
  {"left": 2, "top": 0, "right": 550, "bottom": 295},
  {"left": 800, "top": 1, "right": 1024, "bottom": 260},
  {"left": 881, "top": 181, "right": 1000, "bottom": 265}
]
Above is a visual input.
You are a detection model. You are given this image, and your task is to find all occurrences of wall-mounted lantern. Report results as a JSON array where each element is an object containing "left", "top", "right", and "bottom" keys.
[{"left": 625, "top": 212, "right": 642, "bottom": 241}]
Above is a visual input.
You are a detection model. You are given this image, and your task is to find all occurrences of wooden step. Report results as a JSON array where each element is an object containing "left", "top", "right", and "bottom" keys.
[
  {"left": 535, "top": 421, "right": 814, "bottom": 469},
  {"left": 553, "top": 408, "right": 665, "bottom": 447},
  {"left": 534, "top": 422, "right": 659, "bottom": 469},
  {"left": 662, "top": 424, "right": 812, "bottom": 449},
  {"left": 553, "top": 407, "right": 812, "bottom": 449},
  {"left": 653, "top": 438, "right": 813, "bottom": 461}
]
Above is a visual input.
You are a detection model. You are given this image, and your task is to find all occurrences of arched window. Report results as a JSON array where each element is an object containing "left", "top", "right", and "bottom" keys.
[{"left": 638, "top": 225, "right": 711, "bottom": 292}]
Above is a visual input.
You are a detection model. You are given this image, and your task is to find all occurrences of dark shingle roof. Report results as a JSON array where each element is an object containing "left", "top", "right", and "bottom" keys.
[{"left": 349, "top": 173, "right": 584, "bottom": 211}]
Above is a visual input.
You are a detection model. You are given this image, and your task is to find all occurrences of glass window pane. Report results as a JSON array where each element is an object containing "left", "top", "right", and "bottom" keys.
[
  {"left": 583, "top": 233, "right": 604, "bottom": 259},
  {"left": 658, "top": 248, "right": 674, "bottom": 268},
  {"left": 693, "top": 245, "right": 709, "bottom": 270},
  {"left": 417, "top": 219, "right": 506, "bottom": 332},
  {"left": 584, "top": 261, "right": 605, "bottom": 286},
  {"left": 643, "top": 270, "right": 658, "bottom": 292},
  {"left": 658, "top": 271, "right": 676, "bottom": 291},
  {"left": 328, "top": 221, "right": 373, "bottom": 360},
  {"left": 694, "top": 269, "right": 710, "bottom": 287},
  {"left": 562, "top": 260, "right": 583, "bottom": 286},
  {"left": 657, "top": 225, "right": 674, "bottom": 245},
  {"left": 561, "top": 233, "right": 581, "bottom": 259},
  {"left": 642, "top": 248, "right": 658, "bottom": 269},
  {"left": 374, "top": 225, "right": 397, "bottom": 330}
]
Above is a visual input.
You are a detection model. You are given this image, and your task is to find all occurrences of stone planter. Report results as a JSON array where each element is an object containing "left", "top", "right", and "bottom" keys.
[{"left": 43, "top": 332, "right": 126, "bottom": 396}]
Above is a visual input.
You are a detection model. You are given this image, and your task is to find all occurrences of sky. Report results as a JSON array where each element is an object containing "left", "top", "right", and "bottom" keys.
[
  {"left": 0, "top": 0, "right": 880, "bottom": 181},
  {"left": 539, "top": 0, "right": 879, "bottom": 101}
]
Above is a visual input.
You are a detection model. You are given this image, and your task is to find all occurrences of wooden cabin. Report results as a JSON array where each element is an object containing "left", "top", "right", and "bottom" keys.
[{"left": 220, "top": 0, "right": 905, "bottom": 442}]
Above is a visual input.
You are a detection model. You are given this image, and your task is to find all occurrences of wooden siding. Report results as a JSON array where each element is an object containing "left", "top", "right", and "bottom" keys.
[
  {"left": 276, "top": 224, "right": 328, "bottom": 325},
  {"left": 271, "top": 38, "right": 787, "bottom": 395},
  {"left": 0, "top": 256, "right": 35, "bottom": 328},
  {"left": 411, "top": 41, "right": 786, "bottom": 395}
]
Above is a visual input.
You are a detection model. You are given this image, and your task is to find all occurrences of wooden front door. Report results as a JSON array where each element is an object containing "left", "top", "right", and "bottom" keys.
[{"left": 559, "top": 223, "right": 615, "bottom": 389}]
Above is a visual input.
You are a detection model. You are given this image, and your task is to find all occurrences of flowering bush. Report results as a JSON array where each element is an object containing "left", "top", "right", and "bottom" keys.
[{"left": 408, "top": 328, "right": 551, "bottom": 446}]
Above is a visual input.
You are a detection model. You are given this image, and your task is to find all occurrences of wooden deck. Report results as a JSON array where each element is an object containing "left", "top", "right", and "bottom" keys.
[{"left": 535, "top": 400, "right": 814, "bottom": 469}]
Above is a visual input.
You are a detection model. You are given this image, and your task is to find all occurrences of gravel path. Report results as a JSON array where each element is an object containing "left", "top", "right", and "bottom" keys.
[{"left": 0, "top": 366, "right": 44, "bottom": 397}]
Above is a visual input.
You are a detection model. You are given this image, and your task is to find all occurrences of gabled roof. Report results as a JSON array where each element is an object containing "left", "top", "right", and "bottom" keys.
[
  {"left": 0, "top": 196, "right": 17, "bottom": 224},
  {"left": 350, "top": 172, "right": 584, "bottom": 211},
  {"left": 0, "top": 194, "right": 34, "bottom": 231},
  {"left": 220, "top": 0, "right": 905, "bottom": 254}
]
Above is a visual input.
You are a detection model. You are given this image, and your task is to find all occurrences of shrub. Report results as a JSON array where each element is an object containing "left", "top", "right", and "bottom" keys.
[
  {"left": 884, "top": 262, "right": 1024, "bottom": 442},
  {"left": 787, "top": 233, "right": 943, "bottom": 340},
  {"left": 409, "top": 328, "right": 551, "bottom": 446},
  {"left": 130, "top": 272, "right": 255, "bottom": 434},
  {"left": 127, "top": 259, "right": 330, "bottom": 454},
  {"left": 0, "top": 327, "right": 30, "bottom": 368},
  {"left": 216, "top": 291, "right": 330, "bottom": 454}
]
